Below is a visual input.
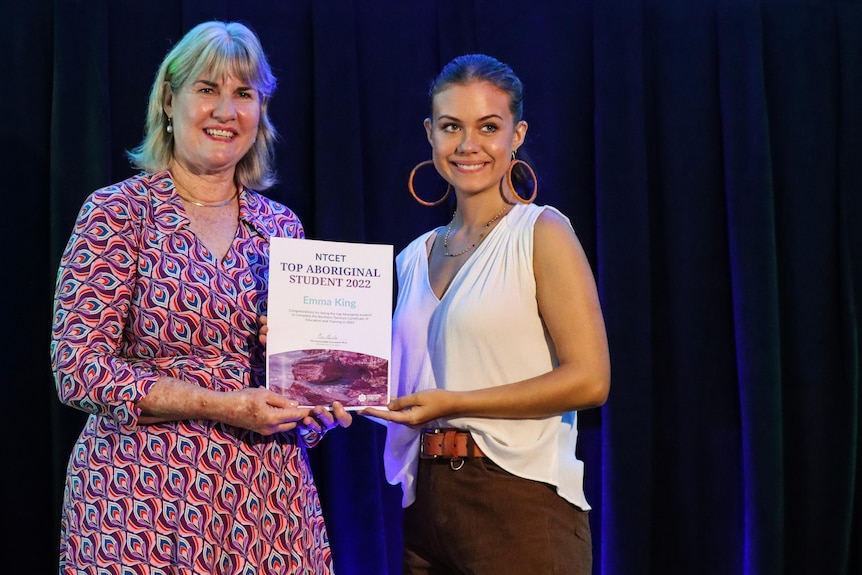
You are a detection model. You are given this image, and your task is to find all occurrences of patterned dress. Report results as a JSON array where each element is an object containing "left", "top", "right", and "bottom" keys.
[{"left": 50, "top": 171, "right": 333, "bottom": 575}]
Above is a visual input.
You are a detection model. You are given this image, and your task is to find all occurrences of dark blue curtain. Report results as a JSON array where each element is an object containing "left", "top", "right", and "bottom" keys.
[{"left": 4, "top": 1, "right": 860, "bottom": 574}]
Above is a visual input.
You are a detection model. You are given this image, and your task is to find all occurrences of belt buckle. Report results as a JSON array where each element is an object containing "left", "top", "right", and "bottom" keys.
[
  {"left": 420, "top": 428, "right": 443, "bottom": 460},
  {"left": 421, "top": 428, "right": 467, "bottom": 470}
]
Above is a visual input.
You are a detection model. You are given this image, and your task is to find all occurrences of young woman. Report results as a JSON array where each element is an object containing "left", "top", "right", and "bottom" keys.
[{"left": 363, "top": 54, "right": 610, "bottom": 575}]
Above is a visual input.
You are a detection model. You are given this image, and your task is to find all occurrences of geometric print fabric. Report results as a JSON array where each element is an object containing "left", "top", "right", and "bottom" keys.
[{"left": 51, "top": 172, "right": 332, "bottom": 574}]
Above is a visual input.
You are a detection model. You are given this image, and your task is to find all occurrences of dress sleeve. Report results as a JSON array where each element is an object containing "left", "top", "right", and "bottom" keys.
[
  {"left": 297, "top": 428, "right": 323, "bottom": 448},
  {"left": 50, "top": 189, "right": 161, "bottom": 427}
]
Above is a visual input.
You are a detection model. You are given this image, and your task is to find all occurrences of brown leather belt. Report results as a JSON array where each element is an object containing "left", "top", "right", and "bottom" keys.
[{"left": 420, "top": 428, "right": 485, "bottom": 460}]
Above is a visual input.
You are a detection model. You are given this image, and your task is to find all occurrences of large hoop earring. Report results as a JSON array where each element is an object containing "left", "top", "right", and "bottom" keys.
[
  {"left": 409, "top": 160, "right": 451, "bottom": 206},
  {"left": 507, "top": 159, "right": 538, "bottom": 204}
]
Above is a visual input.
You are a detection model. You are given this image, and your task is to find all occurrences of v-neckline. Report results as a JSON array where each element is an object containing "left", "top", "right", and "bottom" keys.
[
  {"left": 426, "top": 230, "right": 455, "bottom": 301},
  {"left": 424, "top": 209, "right": 509, "bottom": 301},
  {"left": 177, "top": 200, "right": 240, "bottom": 269}
]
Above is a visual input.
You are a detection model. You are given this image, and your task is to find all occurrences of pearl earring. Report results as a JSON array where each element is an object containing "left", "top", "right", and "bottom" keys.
[{"left": 166, "top": 118, "right": 173, "bottom": 133}]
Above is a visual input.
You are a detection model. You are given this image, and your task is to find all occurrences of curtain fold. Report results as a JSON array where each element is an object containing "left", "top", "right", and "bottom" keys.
[
  {"left": 763, "top": 6, "right": 858, "bottom": 574},
  {"left": 837, "top": 12, "right": 862, "bottom": 571},
  {"left": 716, "top": 3, "right": 785, "bottom": 574},
  {"left": 593, "top": 1, "right": 656, "bottom": 573}
]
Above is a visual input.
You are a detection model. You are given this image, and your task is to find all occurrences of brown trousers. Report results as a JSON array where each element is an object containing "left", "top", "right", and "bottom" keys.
[{"left": 402, "top": 456, "right": 592, "bottom": 575}]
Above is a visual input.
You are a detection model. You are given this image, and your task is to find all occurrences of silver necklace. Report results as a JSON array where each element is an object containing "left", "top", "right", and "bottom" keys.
[
  {"left": 443, "top": 205, "right": 510, "bottom": 257},
  {"left": 177, "top": 189, "right": 238, "bottom": 208}
]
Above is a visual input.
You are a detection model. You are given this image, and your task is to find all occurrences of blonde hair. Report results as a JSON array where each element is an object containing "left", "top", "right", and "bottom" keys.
[{"left": 127, "top": 21, "right": 278, "bottom": 190}]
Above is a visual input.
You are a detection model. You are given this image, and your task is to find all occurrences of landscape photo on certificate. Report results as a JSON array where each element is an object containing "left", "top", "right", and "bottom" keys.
[{"left": 268, "top": 348, "right": 389, "bottom": 408}]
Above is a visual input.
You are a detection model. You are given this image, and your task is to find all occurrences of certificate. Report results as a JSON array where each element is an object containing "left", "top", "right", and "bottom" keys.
[{"left": 266, "top": 237, "right": 393, "bottom": 409}]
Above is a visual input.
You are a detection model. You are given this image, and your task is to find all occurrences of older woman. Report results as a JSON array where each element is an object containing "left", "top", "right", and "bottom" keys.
[{"left": 50, "top": 21, "right": 350, "bottom": 574}]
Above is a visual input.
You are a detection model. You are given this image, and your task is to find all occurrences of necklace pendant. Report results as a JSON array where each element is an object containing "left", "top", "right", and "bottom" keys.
[{"left": 442, "top": 204, "right": 511, "bottom": 257}]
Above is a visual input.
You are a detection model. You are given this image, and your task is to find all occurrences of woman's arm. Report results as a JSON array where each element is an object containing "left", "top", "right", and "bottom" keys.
[
  {"left": 51, "top": 189, "right": 163, "bottom": 425},
  {"left": 136, "top": 375, "right": 353, "bottom": 438},
  {"left": 363, "top": 208, "right": 610, "bottom": 426}
]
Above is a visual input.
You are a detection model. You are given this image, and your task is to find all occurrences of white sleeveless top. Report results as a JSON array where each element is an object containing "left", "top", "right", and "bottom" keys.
[{"left": 383, "top": 203, "right": 589, "bottom": 510}]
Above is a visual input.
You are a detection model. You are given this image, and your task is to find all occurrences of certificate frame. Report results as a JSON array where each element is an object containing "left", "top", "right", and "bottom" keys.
[{"left": 266, "top": 237, "right": 393, "bottom": 409}]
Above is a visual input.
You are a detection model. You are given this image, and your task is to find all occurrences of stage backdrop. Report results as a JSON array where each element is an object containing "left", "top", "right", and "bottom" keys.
[{"left": 4, "top": 1, "right": 860, "bottom": 574}]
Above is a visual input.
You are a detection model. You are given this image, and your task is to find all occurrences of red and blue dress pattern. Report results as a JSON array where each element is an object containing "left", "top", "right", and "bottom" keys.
[{"left": 51, "top": 171, "right": 334, "bottom": 574}]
